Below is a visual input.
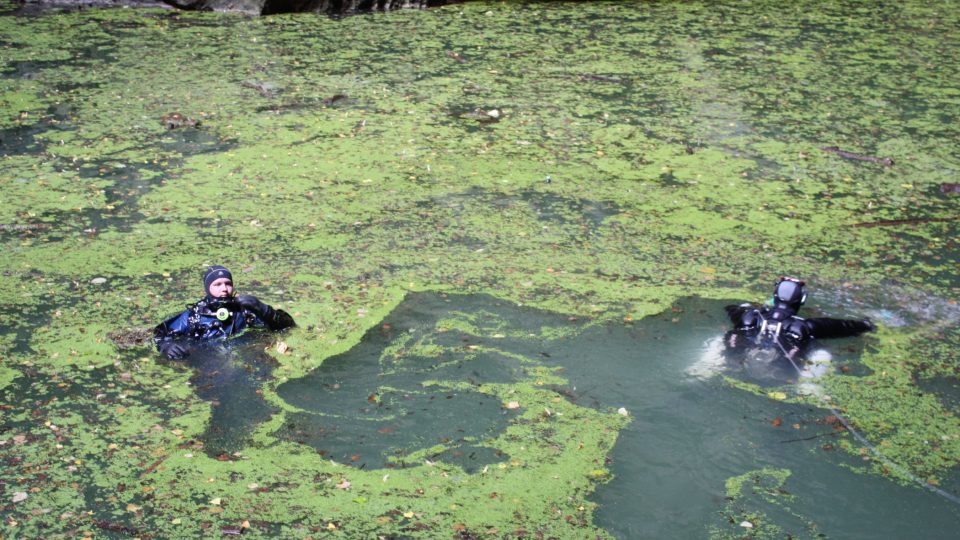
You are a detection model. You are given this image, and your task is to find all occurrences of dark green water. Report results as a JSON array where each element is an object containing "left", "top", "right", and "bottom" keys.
[{"left": 2, "top": 1, "right": 959, "bottom": 537}]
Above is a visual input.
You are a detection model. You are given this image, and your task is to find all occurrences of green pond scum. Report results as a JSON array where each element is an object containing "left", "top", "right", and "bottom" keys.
[{"left": 1, "top": 0, "right": 959, "bottom": 537}]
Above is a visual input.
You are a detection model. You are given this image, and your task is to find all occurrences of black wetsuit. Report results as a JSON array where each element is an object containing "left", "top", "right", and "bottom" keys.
[
  {"left": 154, "top": 296, "right": 294, "bottom": 357},
  {"left": 724, "top": 303, "right": 873, "bottom": 362}
]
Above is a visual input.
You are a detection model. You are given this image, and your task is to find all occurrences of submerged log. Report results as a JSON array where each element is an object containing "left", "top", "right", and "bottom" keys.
[
  {"left": 851, "top": 216, "right": 958, "bottom": 228},
  {"left": 15, "top": 0, "right": 466, "bottom": 15},
  {"left": 821, "top": 146, "right": 894, "bottom": 167},
  {"left": 261, "top": 0, "right": 460, "bottom": 15}
]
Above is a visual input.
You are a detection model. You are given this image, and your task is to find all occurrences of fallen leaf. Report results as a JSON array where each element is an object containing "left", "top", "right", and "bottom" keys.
[
  {"left": 403, "top": 511, "right": 415, "bottom": 518},
  {"left": 767, "top": 391, "right": 787, "bottom": 401},
  {"left": 125, "top": 503, "right": 141, "bottom": 512},
  {"left": 506, "top": 401, "right": 520, "bottom": 409},
  {"left": 12, "top": 492, "right": 28, "bottom": 503},
  {"left": 276, "top": 341, "right": 289, "bottom": 354},
  {"left": 771, "top": 417, "right": 783, "bottom": 427},
  {"left": 335, "top": 479, "right": 351, "bottom": 490},
  {"left": 617, "top": 407, "right": 629, "bottom": 416},
  {"left": 209, "top": 498, "right": 222, "bottom": 505}
]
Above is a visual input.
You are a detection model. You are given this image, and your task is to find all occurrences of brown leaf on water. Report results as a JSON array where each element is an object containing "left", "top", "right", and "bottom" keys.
[
  {"left": 445, "top": 50, "right": 467, "bottom": 63},
  {"left": 771, "top": 417, "right": 783, "bottom": 428}
]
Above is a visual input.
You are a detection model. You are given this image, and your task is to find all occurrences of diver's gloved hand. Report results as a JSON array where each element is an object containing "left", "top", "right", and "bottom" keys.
[
  {"left": 236, "top": 294, "right": 266, "bottom": 312},
  {"left": 236, "top": 294, "right": 275, "bottom": 318},
  {"left": 159, "top": 341, "right": 188, "bottom": 360}
]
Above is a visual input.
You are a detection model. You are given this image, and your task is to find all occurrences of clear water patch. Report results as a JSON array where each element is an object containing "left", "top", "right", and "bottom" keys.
[
  {"left": 273, "top": 292, "right": 538, "bottom": 469},
  {"left": 271, "top": 291, "right": 960, "bottom": 537}
]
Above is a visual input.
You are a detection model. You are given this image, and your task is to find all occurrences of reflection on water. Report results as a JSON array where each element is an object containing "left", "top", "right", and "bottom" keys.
[{"left": 176, "top": 332, "right": 280, "bottom": 457}]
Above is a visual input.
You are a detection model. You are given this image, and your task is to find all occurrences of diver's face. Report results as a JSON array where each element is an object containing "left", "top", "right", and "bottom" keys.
[{"left": 207, "top": 277, "right": 234, "bottom": 298}]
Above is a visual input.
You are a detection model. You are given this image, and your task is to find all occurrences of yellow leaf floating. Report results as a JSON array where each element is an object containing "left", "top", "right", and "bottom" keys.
[{"left": 768, "top": 391, "right": 787, "bottom": 401}]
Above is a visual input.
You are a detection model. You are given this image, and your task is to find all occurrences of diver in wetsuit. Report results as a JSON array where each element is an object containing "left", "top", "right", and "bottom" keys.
[
  {"left": 154, "top": 265, "right": 295, "bottom": 359},
  {"left": 724, "top": 277, "right": 874, "bottom": 364}
]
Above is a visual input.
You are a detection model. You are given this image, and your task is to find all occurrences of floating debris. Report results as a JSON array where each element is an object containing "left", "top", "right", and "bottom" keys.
[
  {"left": 160, "top": 112, "right": 200, "bottom": 129},
  {"left": 445, "top": 50, "right": 467, "bottom": 63},
  {"left": 241, "top": 80, "right": 280, "bottom": 97},
  {"left": 321, "top": 93, "right": 349, "bottom": 106},
  {"left": 458, "top": 109, "right": 501, "bottom": 123}
]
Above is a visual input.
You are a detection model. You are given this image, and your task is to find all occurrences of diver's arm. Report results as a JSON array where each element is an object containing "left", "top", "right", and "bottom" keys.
[
  {"left": 154, "top": 310, "right": 191, "bottom": 359},
  {"left": 804, "top": 317, "right": 875, "bottom": 340},
  {"left": 724, "top": 304, "right": 755, "bottom": 327},
  {"left": 236, "top": 295, "right": 296, "bottom": 331}
]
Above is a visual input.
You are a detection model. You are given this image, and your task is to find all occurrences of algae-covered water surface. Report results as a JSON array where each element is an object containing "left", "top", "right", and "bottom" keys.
[{"left": 2, "top": 1, "right": 959, "bottom": 537}]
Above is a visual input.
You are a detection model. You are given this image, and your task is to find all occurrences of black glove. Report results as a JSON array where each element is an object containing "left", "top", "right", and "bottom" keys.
[
  {"left": 236, "top": 295, "right": 296, "bottom": 330},
  {"left": 272, "top": 309, "right": 296, "bottom": 330},
  {"left": 237, "top": 294, "right": 276, "bottom": 319},
  {"left": 236, "top": 294, "right": 268, "bottom": 314},
  {"left": 159, "top": 341, "right": 188, "bottom": 360}
]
